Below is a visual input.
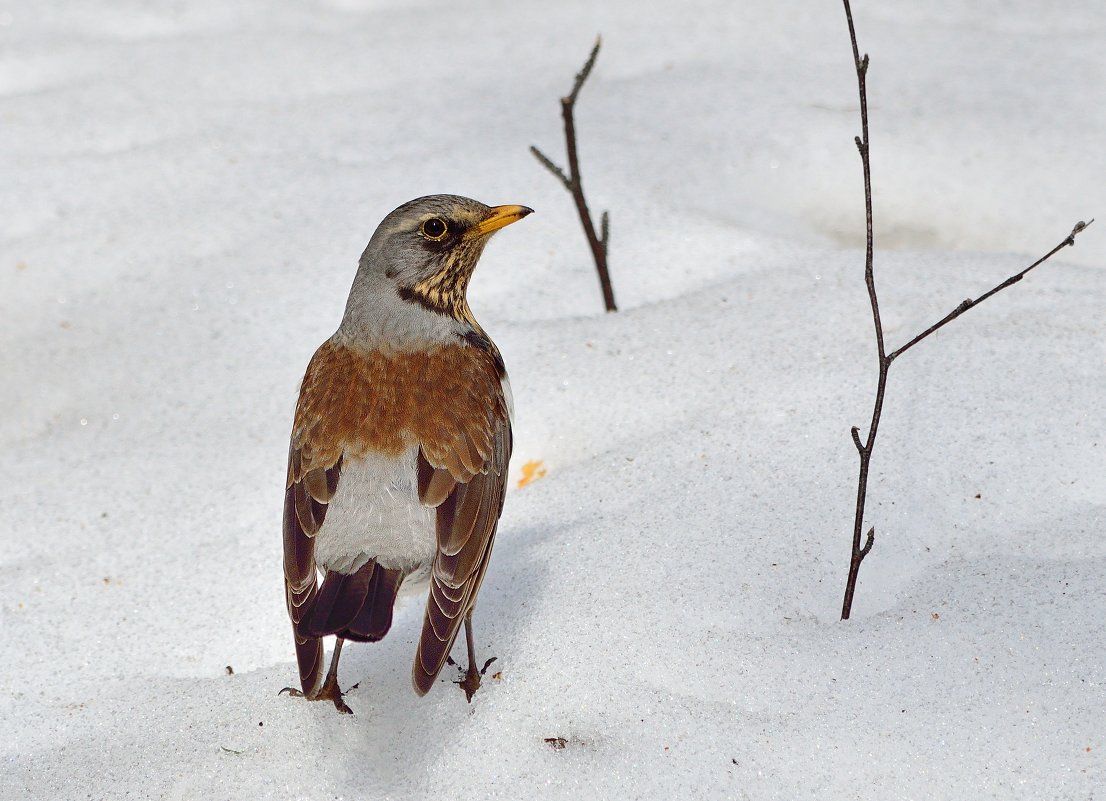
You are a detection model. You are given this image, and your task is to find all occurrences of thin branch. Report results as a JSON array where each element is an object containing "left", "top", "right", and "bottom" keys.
[
  {"left": 888, "top": 219, "right": 1094, "bottom": 361},
  {"left": 529, "top": 145, "right": 570, "bottom": 190},
  {"left": 838, "top": 0, "right": 1094, "bottom": 621},
  {"left": 566, "top": 37, "right": 602, "bottom": 106},
  {"left": 859, "top": 527, "right": 875, "bottom": 558},
  {"left": 530, "top": 36, "right": 617, "bottom": 313},
  {"left": 841, "top": 0, "right": 883, "bottom": 621},
  {"left": 850, "top": 426, "right": 864, "bottom": 453}
]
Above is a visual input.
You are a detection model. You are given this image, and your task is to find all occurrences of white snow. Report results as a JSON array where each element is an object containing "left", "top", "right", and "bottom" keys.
[{"left": 2, "top": 1, "right": 1104, "bottom": 799}]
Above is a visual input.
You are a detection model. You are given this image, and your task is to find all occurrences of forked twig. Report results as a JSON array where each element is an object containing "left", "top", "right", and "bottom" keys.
[
  {"left": 531, "top": 37, "right": 617, "bottom": 312},
  {"left": 838, "top": 0, "right": 1092, "bottom": 620}
]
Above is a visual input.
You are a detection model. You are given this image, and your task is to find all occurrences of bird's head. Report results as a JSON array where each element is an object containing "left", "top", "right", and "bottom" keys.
[{"left": 356, "top": 195, "right": 532, "bottom": 324}]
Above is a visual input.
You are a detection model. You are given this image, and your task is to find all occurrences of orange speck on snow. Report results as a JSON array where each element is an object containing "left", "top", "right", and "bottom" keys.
[{"left": 517, "top": 460, "right": 547, "bottom": 488}]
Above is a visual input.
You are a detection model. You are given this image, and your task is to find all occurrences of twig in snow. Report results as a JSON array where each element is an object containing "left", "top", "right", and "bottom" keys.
[
  {"left": 837, "top": 0, "right": 1093, "bottom": 620},
  {"left": 530, "top": 36, "right": 617, "bottom": 312}
]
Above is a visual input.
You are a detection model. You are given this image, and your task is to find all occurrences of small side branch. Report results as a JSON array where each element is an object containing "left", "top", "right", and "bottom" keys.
[
  {"left": 530, "top": 37, "right": 617, "bottom": 312},
  {"left": 529, "top": 146, "right": 569, "bottom": 190},
  {"left": 565, "top": 36, "right": 601, "bottom": 106},
  {"left": 860, "top": 527, "right": 875, "bottom": 558},
  {"left": 889, "top": 219, "right": 1094, "bottom": 362}
]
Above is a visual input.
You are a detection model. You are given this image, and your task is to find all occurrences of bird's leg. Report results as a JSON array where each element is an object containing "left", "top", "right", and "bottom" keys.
[
  {"left": 279, "top": 638, "right": 353, "bottom": 714},
  {"left": 314, "top": 637, "right": 353, "bottom": 714},
  {"left": 455, "top": 614, "right": 496, "bottom": 702}
]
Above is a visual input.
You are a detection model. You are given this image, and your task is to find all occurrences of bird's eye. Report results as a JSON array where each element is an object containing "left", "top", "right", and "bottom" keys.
[{"left": 421, "top": 218, "right": 448, "bottom": 240}]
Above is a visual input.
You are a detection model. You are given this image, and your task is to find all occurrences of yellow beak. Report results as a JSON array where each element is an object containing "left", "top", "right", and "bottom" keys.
[{"left": 466, "top": 204, "right": 534, "bottom": 239}]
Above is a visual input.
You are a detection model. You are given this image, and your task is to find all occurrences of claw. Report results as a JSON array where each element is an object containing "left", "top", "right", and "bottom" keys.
[
  {"left": 279, "top": 676, "right": 352, "bottom": 715},
  {"left": 457, "top": 667, "right": 482, "bottom": 702},
  {"left": 456, "top": 617, "right": 495, "bottom": 702},
  {"left": 280, "top": 639, "right": 353, "bottom": 714},
  {"left": 454, "top": 655, "right": 498, "bottom": 702},
  {"left": 328, "top": 694, "right": 353, "bottom": 715}
]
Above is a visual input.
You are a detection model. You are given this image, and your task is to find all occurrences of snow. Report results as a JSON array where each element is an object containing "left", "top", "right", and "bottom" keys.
[{"left": 2, "top": 1, "right": 1104, "bottom": 799}]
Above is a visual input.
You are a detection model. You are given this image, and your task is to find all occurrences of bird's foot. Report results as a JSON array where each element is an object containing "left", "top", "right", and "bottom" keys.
[
  {"left": 278, "top": 673, "right": 353, "bottom": 715},
  {"left": 455, "top": 656, "right": 497, "bottom": 702}
]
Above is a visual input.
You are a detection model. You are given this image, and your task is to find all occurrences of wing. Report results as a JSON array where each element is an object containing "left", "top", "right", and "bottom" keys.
[
  {"left": 283, "top": 443, "right": 342, "bottom": 695},
  {"left": 411, "top": 381, "right": 512, "bottom": 696},
  {"left": 284, "top": 341, "right": 415, "bottom": 692},
  {"left": 283, "top": 342, "right": 355, "bottom": 695}
]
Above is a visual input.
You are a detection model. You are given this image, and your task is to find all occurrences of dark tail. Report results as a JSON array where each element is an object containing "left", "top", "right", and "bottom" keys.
[{"left": 298, "top": 560, "right": 404, "bottom": 643}]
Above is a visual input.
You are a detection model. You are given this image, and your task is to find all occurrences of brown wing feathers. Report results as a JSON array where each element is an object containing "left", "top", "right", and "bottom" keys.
[
  {"left": 282, "top": 448, "right": 336, "bottom": 695},
  {"left": 412, "top": 413, "right": 511, "bottom": 696},
  {"left": 418, "top": 455, "right": 457, "bottom": 508}
]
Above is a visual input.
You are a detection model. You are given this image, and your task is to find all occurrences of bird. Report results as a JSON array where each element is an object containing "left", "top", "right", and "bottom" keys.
[{"left": 280, "top": 194, "right": 531, "bottom": 713}]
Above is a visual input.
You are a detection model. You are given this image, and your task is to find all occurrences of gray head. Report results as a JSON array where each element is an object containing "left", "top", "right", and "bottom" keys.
[
  {"left": 351, "top": 194, "right": 531, "bottom": 322},
  {"left": 336, "top": 195, "right": 531, "bottom": 349}
]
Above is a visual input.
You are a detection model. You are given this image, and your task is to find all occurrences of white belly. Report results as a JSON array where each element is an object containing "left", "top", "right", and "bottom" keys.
[{"left": 313, "top": 447, "right": 436, "bottom": 575}]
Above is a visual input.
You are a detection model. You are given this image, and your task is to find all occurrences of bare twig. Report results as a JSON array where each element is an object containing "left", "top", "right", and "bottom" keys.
[
  {"left": 889, "top": 219, "right": 1094, "bottom": 362},
  {"left": 566, "top": 37, "right": 601, "bottom": 105},
  {"left": 838, "top": 0, "right": 1092, "bottom": 620},
  {"left": 529, "top": 146, "right": 569, "bottom": 190},
  {"left": 531, "top": 36, "right": 617, "bottom": 312},
  {"left": 840, "top": 0, "right": 882, "bottom": 621}
]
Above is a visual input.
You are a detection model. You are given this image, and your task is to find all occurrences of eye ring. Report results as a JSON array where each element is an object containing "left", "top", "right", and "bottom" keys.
[{"left": 420, "top": 218, "right": 448, "bottom": 241}]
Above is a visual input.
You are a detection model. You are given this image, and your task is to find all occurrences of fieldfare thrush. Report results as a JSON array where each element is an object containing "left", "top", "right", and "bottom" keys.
[{"left": 281, "top": 195, "right": 531, "bottom": 713}]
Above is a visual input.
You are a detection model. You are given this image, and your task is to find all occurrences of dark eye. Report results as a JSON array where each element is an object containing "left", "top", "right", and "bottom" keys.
[{"left": 421, "top": 218, "right": 448, "bottom": 240}]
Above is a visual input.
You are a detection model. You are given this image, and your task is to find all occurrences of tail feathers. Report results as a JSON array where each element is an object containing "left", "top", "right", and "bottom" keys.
[
  {"left": 301, "top": 564, "right": 372, "bottom": 636},
  {"left": 346, "top": 567, "right": 403, "bottom": 641},
  {"left": 298, "top": 561, "right": 404, "bottom": 643}
]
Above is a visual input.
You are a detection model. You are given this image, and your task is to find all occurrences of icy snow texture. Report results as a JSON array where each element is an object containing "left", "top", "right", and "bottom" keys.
[{"left": 1, "top": 1, "right": 1104, "bottom": 799}]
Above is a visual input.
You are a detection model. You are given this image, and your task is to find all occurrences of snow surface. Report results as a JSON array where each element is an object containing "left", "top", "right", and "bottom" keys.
[{"left": 2, "top": 1, "right": 1104, "bottom": 799}]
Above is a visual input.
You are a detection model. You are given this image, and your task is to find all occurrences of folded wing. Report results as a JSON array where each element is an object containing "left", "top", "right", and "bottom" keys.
[{"left": 412, "top": 377, "right": 512, "bottom": 696}]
